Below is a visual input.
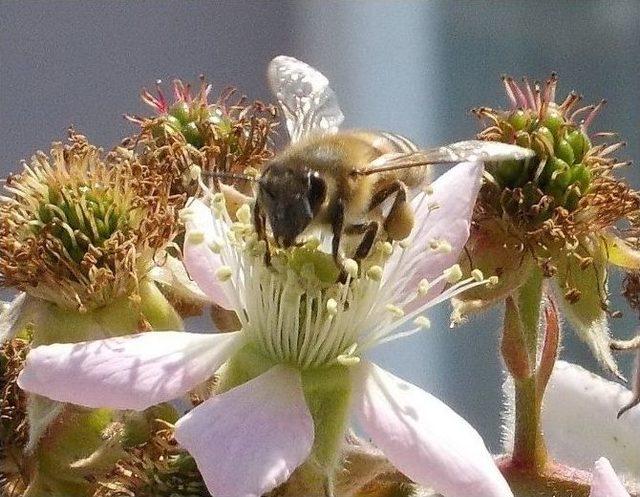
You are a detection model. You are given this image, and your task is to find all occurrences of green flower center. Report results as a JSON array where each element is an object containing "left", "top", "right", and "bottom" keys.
[
  {"left": 33, "top": 184, "right": 129, "bottom": 264},
  {"left": 485, "top": 105, "right": 593, "bottom": 218},
  {"left": 152, "top": 101, "right": 236, "bottom": 150}
]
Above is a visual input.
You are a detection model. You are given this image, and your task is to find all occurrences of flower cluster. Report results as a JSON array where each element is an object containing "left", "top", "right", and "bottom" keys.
[
  {"left": 1, "top": 57, "right": 637, "bottom": 497},
  {"left": 18, "top": 162, "right": 518, "bottom": 497}
]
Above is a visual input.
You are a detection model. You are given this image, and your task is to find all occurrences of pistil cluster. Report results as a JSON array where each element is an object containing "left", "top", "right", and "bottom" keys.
[
  {"left": 473, "top": 75, "right": 639, "bottom": 274},
  {"left": 124, "top": 78, "right": 278, "bottom": 197}
]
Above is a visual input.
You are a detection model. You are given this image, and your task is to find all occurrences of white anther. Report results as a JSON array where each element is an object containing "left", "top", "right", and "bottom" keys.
[
  {"left": 399, "top": 238, "right": 411, "bottom": 249},
  {"left": 444, "top": 264, "right": 463, "bottom": 284},
  {"left": 366, "top": 265, "right": 383, "bottom": 281},
  {"left": 337, "top": 354, "right": 361, "bottom": 366},
  {"left": 179, "top": 208, "right": 194, "bottom": 222},
  {"left": 215, "top": 266, "right": 233, "bottom": 282},
  {"left": 236, "top": 204, "right": 251, "bottom": 224},
  {"left": 471, "top": 269, "right": 484, "bottom": 282},
  {"left": 417, "top": 278, "right": 430, "bottom": 296},
  {"left": 414, "top": 316, "right": 431, "bottom": 329},
  {"left": 385, "top": 304, "right": 404, "bottom": 318},
  {"left": 344, "top": 259, "right": 359, "bottom": 279},
  {"left": 211, "top": 193, "right": 226, "bottom": 213},
  {"left": 487, "top": 275, "right": 499, "bottom": 286},
  {"left": 208, "top": 241, "right": 222, "bottom": 254},
  {"left": 380, "top": 241, "right": 393, "bottom": 257},
  {"left": 429, "top": 239, "right": 452, "bottom": 254},
  {"left": 187, "top": 231, "right": 205, "bottom": 244}
]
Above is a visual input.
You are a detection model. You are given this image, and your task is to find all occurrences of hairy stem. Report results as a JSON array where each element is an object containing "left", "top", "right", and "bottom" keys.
[{"left": 509, "top": 268, "right": 549, "bottom": 470}]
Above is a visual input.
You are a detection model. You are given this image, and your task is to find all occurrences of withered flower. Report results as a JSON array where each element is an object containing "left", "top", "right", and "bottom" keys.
[
  {"left": 124, "top": 77, "right": 278, "bottom": 197},
  {"left": 462, "top": 74, "right": 640, "bottom": 374},
  {"left": 0, "top": 132, "right": 179, "bottom": 314}
]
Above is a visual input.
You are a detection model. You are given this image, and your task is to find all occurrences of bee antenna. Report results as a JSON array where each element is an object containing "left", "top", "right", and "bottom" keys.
[{"left": 203, "top": 171, "right": 258, "bottom": 182}]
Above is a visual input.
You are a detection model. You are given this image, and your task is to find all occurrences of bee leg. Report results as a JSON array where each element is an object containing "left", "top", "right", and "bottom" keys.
[
  {"left": 253, "top": 202, "right": 271, "bottom": 266},
  {"left": 369, "top": 180, "right": 413, "bottom": 241},
  {"left": 331, "top": 199, "right": 348, "bottom": 282},
  {"left": 352, "top": 221, "right": 379, "bottom": 262}
]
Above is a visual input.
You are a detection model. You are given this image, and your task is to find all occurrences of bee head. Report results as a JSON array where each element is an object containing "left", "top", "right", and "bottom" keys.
[{"left": 258, "top": 162, "right": 326, "bottom": 248}]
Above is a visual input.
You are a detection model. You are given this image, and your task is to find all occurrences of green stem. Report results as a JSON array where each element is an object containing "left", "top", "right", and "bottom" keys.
[{"left": 510, "top": 268, "right": 548, "bottom": 470}]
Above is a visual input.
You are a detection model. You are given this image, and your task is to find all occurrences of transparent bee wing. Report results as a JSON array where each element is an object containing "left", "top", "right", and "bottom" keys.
[
  {"left": 268, "top": 56, "right": 345, "bottom": 143},
  {"left": 360, "top": 140, "right": 535, "bottom": 175}
]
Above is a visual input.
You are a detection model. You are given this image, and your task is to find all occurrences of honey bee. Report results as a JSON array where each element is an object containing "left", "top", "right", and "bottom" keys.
[{"left": 233, "top": 56, "right": 534, "bottom": 273}]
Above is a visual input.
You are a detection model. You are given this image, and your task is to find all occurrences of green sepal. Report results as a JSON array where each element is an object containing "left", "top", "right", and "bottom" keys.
[
  {"left": 139, "top": 278, "right": 184, "bottom": 331},
  {"left": 24, "top": 395, "right": 64, "bottom": 453},
  {"left": 216, "top": 343, "right": 275, "bottom": 394},
  {"left": 32, "top": 278, "right": 183, "bottom": 346},
  {"left": 603, "top": 232, "right": 640, "bottom": 269},
  {"left": 457, "top": 220, "right": 536, "bottom": 314},
  {"left": 501, "top": 297, "right": 532, "bottom": 380},
  {"left": 20, "top": 277, "right": 184, "bottom": 495},
  {"left": 122, "top": 403, "right": 180, "bottom": 448},
  {"left": 554, "top": 236, "right": 619, "bottom": 375},
  {"left": 516, "top": 266, "right": 543, "bottom": 362},
  {"left": 301, "top": 364, "right": 352, "bottom": 472},
  {"left": 26, "top": 407, "right": 123, "bottom": 497}
]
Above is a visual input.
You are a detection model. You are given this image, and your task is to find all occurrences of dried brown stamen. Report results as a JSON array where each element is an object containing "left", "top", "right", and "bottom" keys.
[{"left": 0, "top": 133, "right": 179, "bottom": 311}]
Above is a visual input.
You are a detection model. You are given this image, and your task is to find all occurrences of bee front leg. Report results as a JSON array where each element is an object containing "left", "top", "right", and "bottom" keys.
[
  {"left": 369, "top": 180, "right": 414, "bottom": 241},
  {"left": 347, "top": 221, "right": 379, "bottom": 262},
  {"left": 331, "top": 199, "right": 348, "bottom": 282},
  {"left": 253, "top": 202, "right": 271, "bottom": 266}
]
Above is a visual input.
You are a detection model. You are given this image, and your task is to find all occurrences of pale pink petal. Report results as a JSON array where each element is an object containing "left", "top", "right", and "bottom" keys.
[
  {"left": 537, "top": 361, "right": 640, "bottom": 476},
  {"left": 590, "top": 458, "right": 630, "bottom": 497},
  {"left": 175, "top": 365, "right": 314, "bottom": 497},
  {"left": 149, "top": 255, "right": 209, "bottom": 303},
  {"left": 182, "top": 198, "right": 233, "bottom": 309},
  {"left": 352, "top": 361, "right": 513, "bottom": 497},
  {"left": 384, "top": 161, "right": 483, "bottom": 309},
  {"left": 18, "top": 331, "right": 241, "bottom": 410}
]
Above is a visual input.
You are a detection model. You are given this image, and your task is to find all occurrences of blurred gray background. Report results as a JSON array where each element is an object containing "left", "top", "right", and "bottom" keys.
[{"left": 1, "top": 1, "right": 639, "bottom": 451}]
